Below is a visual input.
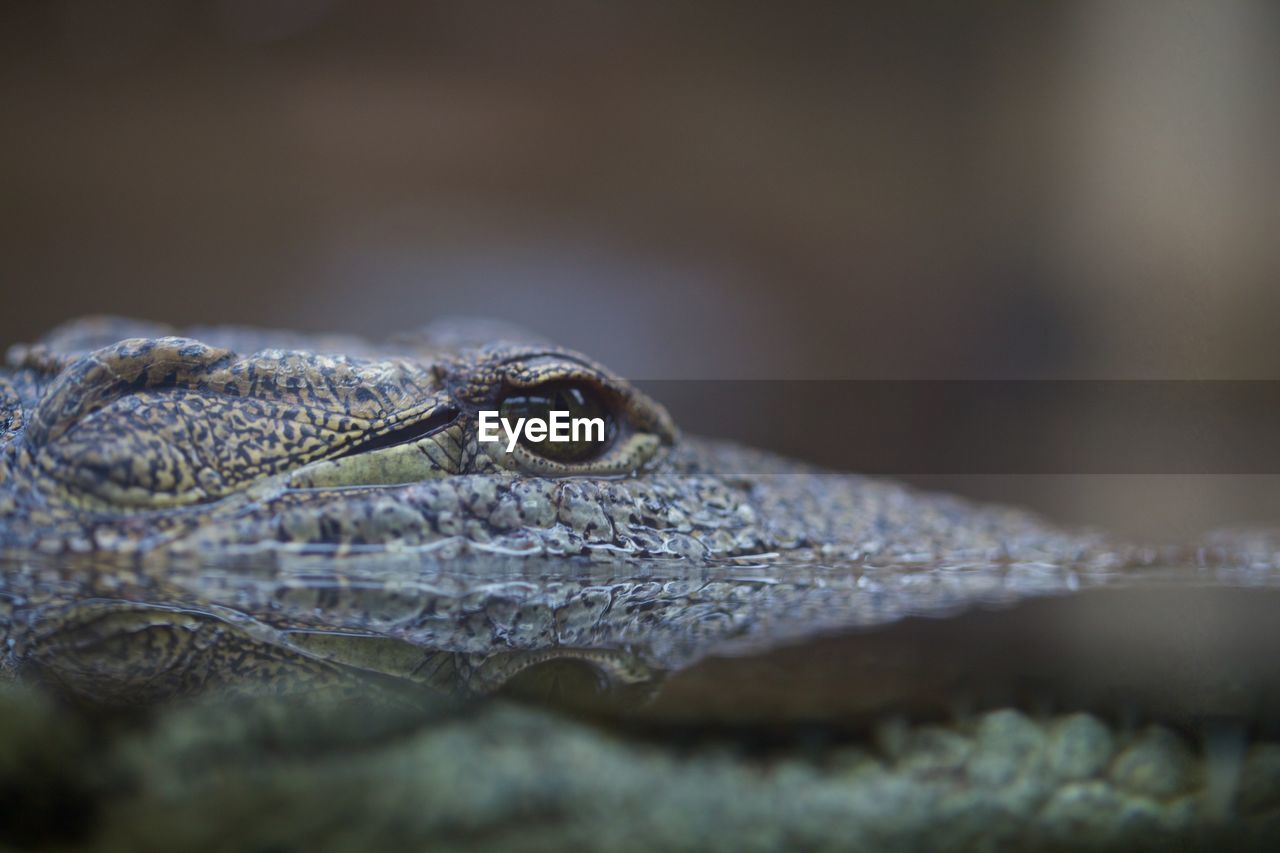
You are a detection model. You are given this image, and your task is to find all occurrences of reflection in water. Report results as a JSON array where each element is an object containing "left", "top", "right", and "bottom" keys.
[
  {"left": 6, "top": 553, "right": 1280, "bottom": 849},
  {"left": 5, "top": 552, "right": 1280, "bottom": 727}
]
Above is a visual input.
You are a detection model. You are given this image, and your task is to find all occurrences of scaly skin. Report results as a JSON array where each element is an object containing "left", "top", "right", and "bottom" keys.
[
  {"left": 3, "top": 316, "right": 1280, "bottom": 849},
  {"left": 0, "top": 315, "right": 1136, "bottom": 698},
  {"left": 1, "top": 316, "right": 1111, "bottom": 564}
]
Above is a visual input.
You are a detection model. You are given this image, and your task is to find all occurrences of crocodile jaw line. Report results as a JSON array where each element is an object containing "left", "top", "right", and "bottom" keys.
[{"left": 286, "top": 425, "right": 466, "bottom": 489}]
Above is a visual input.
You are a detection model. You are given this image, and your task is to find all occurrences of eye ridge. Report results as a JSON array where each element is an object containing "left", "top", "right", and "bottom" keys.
[{"left": 497, "top": 381, "right": 618, "bottom": 464}]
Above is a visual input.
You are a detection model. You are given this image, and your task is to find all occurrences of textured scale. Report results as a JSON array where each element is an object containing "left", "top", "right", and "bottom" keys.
[{"left": 5, "top": 318, "right": 1280, "bottom": 846}]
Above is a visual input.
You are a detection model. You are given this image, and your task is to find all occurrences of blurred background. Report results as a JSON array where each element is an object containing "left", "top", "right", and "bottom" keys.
[{"left": 2, "top": 0, "right": 1279, "bottom": 538}]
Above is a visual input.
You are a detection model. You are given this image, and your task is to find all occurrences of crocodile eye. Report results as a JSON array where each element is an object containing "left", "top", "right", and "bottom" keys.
[{"left": 498, "top": 382, "right": 617, "bottom": 463}]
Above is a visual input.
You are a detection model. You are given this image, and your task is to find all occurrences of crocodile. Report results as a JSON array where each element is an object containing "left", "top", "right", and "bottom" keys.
[{"left": 3, "top": 316, "right": 1280, "bottom": 850}]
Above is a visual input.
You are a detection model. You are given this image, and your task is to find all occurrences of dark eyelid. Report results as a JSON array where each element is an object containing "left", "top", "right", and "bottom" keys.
[{"left": 495, "top": 352, "right": 598, "bottom": 370}]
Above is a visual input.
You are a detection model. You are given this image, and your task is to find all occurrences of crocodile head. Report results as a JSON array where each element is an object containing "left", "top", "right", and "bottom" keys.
[
  {"left": 0, "top": 314, "right": 1121, "bottom": 712},
  {"left": 1, "top": 316, "right": 1084, "bottom": 564},
  {"left": 5, "top": 318, "right": 1280, "bottom": 848}
]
